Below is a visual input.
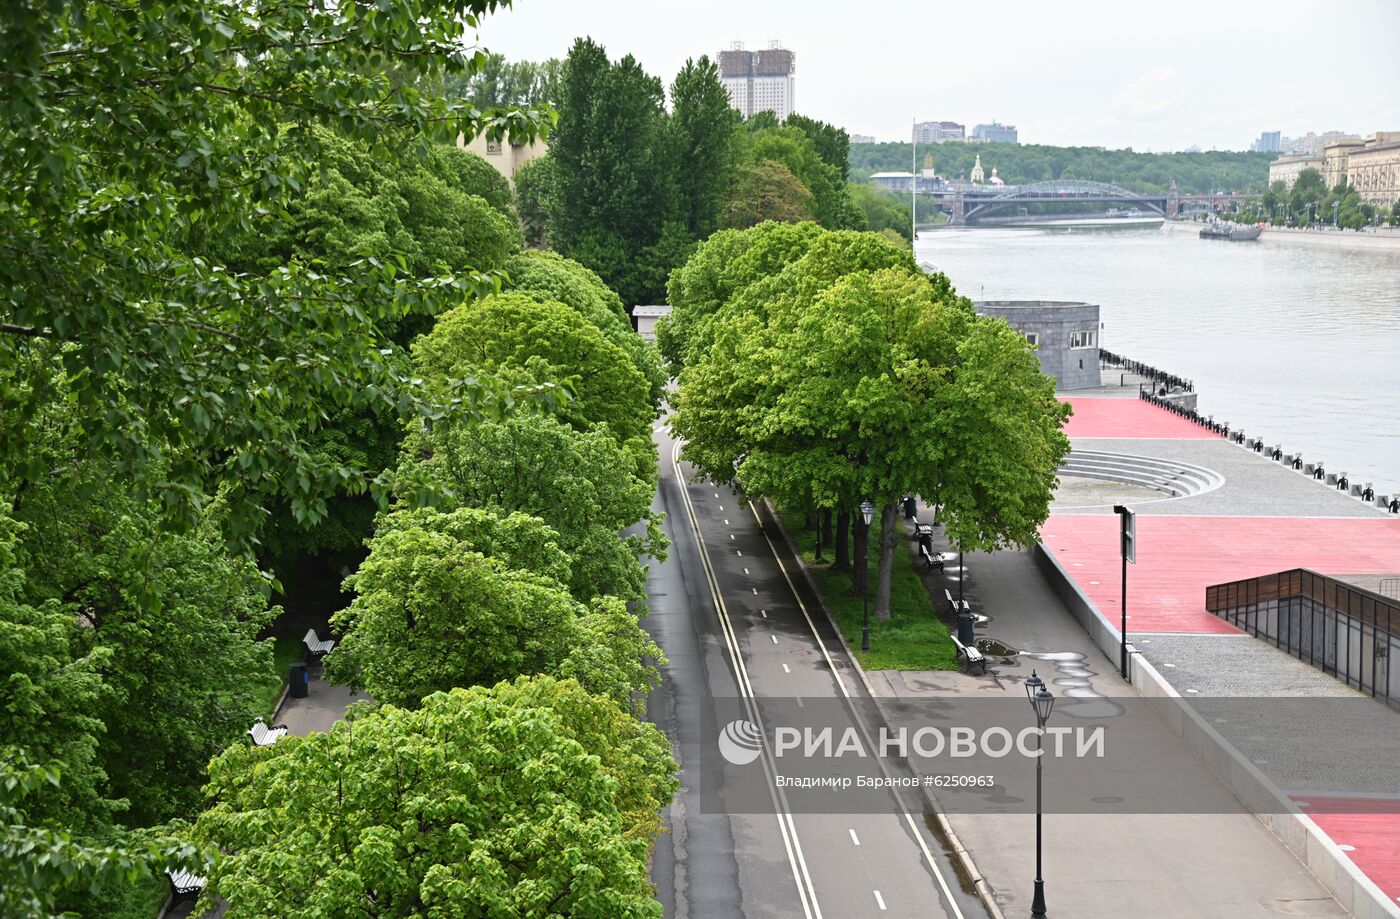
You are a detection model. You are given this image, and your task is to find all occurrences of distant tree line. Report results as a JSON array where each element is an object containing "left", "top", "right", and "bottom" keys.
[
  {"left": 849, "top": 142, "right": 1274, "bottom": 195},
  {"left": 1255, "top": 168, "right": 1400, "bottom": 228}
]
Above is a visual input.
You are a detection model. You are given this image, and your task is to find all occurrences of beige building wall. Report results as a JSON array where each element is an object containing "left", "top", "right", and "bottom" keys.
[
  {"left": 1268, "top": 154, "right": 1325, "bottom": 190},
  {"left": 1346, "top": 142, "right": 1400, "bottom": 207},
  {"left": 458, "top": 133, "right": 547, "bottom": 187},
  {"left": 1322, "top": 141, "right": 1364, "bottom": 190}
]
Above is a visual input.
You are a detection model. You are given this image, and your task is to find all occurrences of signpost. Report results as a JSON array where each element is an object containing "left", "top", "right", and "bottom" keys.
[{"left": 1113, "top": 505, "right": 1135, "bottom": 680}]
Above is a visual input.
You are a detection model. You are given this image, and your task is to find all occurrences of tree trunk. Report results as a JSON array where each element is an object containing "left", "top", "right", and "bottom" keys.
[
  {"left": 833, "top": 510, "right": 850, "bottom": 571},
  {"left": 849, "top": 511, "right": 869, "bottom": 596},
  {"left": 874, "top": 501, "right": 899, "bottom": 621},
  {"left": 822, "top": 509, "right": 834, "bottom": 548}
]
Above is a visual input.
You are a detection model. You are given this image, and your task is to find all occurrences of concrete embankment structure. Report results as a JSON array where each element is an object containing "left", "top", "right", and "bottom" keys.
[
  {"left": 1040, "top": 393, "right": 1400, "bottom": 918},
  {"left": 1162, "top": 218, "right": 1400, "bottom": 252}
]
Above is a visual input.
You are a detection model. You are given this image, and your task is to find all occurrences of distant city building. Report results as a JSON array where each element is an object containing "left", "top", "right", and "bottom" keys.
[
  {"left": 969, "top": 154, "right": 985, "bottom": 184},
  {"left": 718, "top": 41, "right": 795, "bottom": 120},
  {"left": 1251, "top": 131, "right": 1281, "bottom": 153},
  {"left": 1268, "top": 153, "right": 1325, "bottom": 190},
  {"left": 1280, "top": 130, "right": 1362, "bottom": 155},
  {"left": 869, "top": 171, "right": 915, "bottom": 193},
  {"left": 913, "top": 120, "right": 965, "bottom": 144},
  {"left": 631, "top": 305, "right": 671, "bottom": 342},
  {"left": 1269, "top": 131, "right": 1400, "bottom": 206},
  {"left": 970, "top": 121, "right": 1018, "bottom": 144},
  {"left": 850, "top": 133, "right": 877, "bottom": 144}
]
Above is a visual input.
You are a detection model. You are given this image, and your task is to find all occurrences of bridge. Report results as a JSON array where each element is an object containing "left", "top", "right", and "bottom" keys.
[{"left": 929, "top": 180, "right": 1168, "bottom": 225}]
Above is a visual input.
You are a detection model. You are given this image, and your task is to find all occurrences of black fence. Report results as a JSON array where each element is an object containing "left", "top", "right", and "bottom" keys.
[
  {"left": 1206, "top": 568, "right": 1398, "bottom": 707},
  {"left": 1137, "top": 388, "right": 1236, "bottom": 437},
  {"left": 1099, "top": 349, "right": 1194, "bottom": 393}
]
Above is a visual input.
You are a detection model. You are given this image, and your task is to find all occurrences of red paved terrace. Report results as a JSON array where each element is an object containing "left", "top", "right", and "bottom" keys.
[
  {"left": 1060, "top": 397, "right": 1220, "bottom": 440},
  {"left": 1297, "top": 802, "right": 1400, "bottom": 906},
  {"left": 1040, "top": 515, "right": 1400, "bottom": 633}
]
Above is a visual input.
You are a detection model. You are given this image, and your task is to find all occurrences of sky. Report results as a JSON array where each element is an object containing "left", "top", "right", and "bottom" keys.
[{"left": 477, "top": 0, "right": 1400, "bottom": 151}]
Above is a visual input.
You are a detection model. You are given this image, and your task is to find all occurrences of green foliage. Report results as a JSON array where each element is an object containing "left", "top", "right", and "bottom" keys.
[
  {"left": 660, "top": 221, "right": 824, "bottom": 371},
  {"left": 450, "top": 53, "right": 565, "bottom": 109},
  {"left": 723, "top": 161, "right": 817, "bottom": 229},
  {"left": 745, "top": 126, "right": 862, "bottom": 230},
  {"left": 784, "top": 114, "right": 851, "bottom": 180},
  {"left": 849, "top": 183, "right": 913, "bottom": 242},
  {"left": 0, "top": 0, "right": 550, "bottom": 547},
  {"left": 503, "top": 251, "right": 668, "bottom": 409},
  {"left": 412, "top": 292, "right": 656, "bottom": 477},
  {"left": 513, "top": 154, "right": 558, "bottom": 248},
  {"left": 194, "top": 677, "right": 677, "bottom": 918},
  {"left": 395, "top": 414, "right": 665, "bottom": 602},
  {"left": 849, "top": 142, "right": 1273, "bottom": 193},
  {"left": 550, "top": 39, "right": 677, "bottom": 306},
  {"left": 670, "top": 57, "right": 739, "bottom": 239}
]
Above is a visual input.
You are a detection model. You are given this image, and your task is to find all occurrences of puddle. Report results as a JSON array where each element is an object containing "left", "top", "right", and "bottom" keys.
[
  {"left": 975, "top": 638, "right": 1020, "bottom": 656},
  {"left": 1052, "top": 677, "right": 1091, "bottom": 688}
]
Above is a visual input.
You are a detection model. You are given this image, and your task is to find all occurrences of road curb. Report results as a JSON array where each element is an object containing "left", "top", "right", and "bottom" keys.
[{"left": 762, "top": 499, "right": 1006, "bottom": 919}]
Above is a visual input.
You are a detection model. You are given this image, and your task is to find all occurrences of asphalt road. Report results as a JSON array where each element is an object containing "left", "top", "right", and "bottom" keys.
[{"left": 644, "top": 420, "right": 988, "bottom": 919}]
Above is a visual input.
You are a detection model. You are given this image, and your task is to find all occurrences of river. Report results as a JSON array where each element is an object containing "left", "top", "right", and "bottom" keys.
[{"left": 915, "top": 225, "right": 1400, "bottom": 494}]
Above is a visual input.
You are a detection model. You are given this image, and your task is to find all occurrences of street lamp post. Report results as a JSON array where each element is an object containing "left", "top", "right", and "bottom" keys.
[
  {"left": 1333, "top": 200, "right": 1340, "bottom": 228},
  {"left": 860, "top": 498, "right": 875, "bottom": 652},
  {"left": 1025, "top": 671, "right": 1055, "bottom": 918}
]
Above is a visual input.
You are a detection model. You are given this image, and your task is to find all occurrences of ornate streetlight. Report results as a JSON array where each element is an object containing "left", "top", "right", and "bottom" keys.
[
  {"left": 1025, "top": 670, "right": 1055, "bottom": 918},
  {"left": 859, "top": 498, "right": 875, "bottom": 651}
]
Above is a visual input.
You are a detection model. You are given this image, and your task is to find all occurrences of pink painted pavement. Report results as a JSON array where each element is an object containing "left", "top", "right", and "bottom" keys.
[
  {"left": 1040, "top": 515, "right": 1400, "bottom": 634},
  {"left": 1060, "top": 396, "right": 1220, "bottom": 440},
  {"left": 1296, "top": 800, "right": 1400, "bottom": 906}
]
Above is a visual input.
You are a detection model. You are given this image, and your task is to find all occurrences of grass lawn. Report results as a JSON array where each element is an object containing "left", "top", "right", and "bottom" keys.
[{"left": 779, "top": 509, "right": 958, "bottom": 671}]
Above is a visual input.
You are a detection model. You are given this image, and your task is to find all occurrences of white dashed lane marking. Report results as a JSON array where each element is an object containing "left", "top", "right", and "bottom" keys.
[
  {"left": 849, "top": 829, "right": 860, "bottom": 846},
  {"left": 874, "top": 890, "right": 886, "bottom": 910}
]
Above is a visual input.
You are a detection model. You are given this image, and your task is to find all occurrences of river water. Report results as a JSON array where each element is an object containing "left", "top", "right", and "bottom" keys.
[{"left": 915, "top": 226, "right": 1400, "bottom": 494}]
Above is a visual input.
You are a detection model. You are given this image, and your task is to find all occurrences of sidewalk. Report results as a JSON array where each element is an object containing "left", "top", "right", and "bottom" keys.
[{"left": 859, "top": 502, "right": 1348, "bottom": 919}]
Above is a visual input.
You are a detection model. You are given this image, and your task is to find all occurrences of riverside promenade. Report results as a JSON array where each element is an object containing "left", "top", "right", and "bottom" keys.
[{"left": 810, "top": 378, "right": 1400, "bottom": 918}]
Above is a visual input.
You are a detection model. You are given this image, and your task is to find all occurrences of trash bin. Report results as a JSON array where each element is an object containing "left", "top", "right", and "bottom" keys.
[
  {"left": 289, "top": 663, "right": 309, "bottom": 698},
  {"left": 904, "top": 496, "right": 917, "bottom": 519},
  {"left": 957, "top": 605, "right": 976, "bottom": 647}
]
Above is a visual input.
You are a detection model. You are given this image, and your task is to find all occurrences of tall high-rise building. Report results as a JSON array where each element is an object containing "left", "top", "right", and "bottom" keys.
[
  {"left": 971, "top": 121, "right": 1019, "bottom": 144},
  {"left": 913, "top": 121, "right": 965, "bottom": 143},
  {"left": 1251, "top": 131, "right": 1281, "bottom": 153},
  {"left": 718, "top": 41, "right": 795, "bottom": 120}
]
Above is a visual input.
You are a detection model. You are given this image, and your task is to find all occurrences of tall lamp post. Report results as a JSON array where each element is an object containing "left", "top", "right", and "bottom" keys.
[
  {"left": 1026, "top": 671, "right": 1055, "bottom": 918},
  {"left": 859, "top": 498, "right": 874, "bottom": 651}
]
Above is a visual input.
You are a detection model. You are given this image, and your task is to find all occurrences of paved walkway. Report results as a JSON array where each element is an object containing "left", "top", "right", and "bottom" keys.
[
  {"left": 1038, "top": 395, "right": 1400, "bottom": 910},
  {"left": 279, "top": 663, "right": 363, "bottom": 736},
  {"left": 856, "top": 502, "right": 1347, "bottom": 919}
]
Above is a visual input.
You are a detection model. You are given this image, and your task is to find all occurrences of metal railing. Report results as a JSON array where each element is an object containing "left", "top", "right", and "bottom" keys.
[
  {"left": 1099, "top": 349, "right": 1194, "bottom": 393},
  {"left": 1205, "top": 568, "right": 1398, "bottom": 706},
  {"left": 1380, "top": 578, "right": 1400, "bottom": 602}
]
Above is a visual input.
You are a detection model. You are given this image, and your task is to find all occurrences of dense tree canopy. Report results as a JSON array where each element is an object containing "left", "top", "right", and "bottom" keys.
[
  {"left": 670, "top": 224, "right": 1070, "bottom": 618},
  {"left": 723, "top": 161, "right": 817, "bottom": 230},
  {"left": 396, "top": 413, "right": 665, "bottom": 602},
  {"left": 194, "top": 677, "right": 678, "bottom": 918},
  {"left": 849, "top": 142, "right": 1273, "bottom": 193},
  {"left": 0, "top": 0, "right": 552, "bottom": 547}
]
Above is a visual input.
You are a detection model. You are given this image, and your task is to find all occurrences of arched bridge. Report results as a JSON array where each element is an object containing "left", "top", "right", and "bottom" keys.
[{"left": 958, "top": 180, "right": 1168, "bottom": 223}]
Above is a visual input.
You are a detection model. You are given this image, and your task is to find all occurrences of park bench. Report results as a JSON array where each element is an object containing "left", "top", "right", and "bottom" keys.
[
  {"left": 944, "top": 588, "right": 969, "bottom": 617},
  {"left": 303, "top": 628, "right": 335, "bottom": 660},
  {"left": 951, "top": 633, "right": 988, "bottom": 674},
  {"left": 247, "top": 717, "right": 288, "bottom": 747},
  {"left": 919, "top": 544, "right": 944, "bottom": 572},
  {"left": 165, "top": 867, "right": 206, "bottom": 908}
]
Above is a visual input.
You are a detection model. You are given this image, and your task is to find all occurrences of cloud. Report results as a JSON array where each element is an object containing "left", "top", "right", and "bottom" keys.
[{"left": 1113, "top": 68, "right": 1182, "bottom": 118}]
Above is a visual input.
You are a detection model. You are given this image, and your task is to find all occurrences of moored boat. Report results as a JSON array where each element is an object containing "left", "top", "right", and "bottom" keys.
[{"left": 1200, "top": 222, "right": 1261, "bottom": 241}]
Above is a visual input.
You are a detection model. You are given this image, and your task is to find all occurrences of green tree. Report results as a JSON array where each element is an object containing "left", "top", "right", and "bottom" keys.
[
  {"left": 784, "top": 114, "right": 851, "bottom": 180},
  {"left": 194, "top": 677, "right": 678, "bottom": 918},
  {"left": 550, "top": 39, "right": 679, "bottom": 305},
  {"left": 747, "top": 126, "right": 862, "bottom": 230},
  {"left": 849, "top": 183, "right": 913, "bottom": 241},
  {"left": 412, "top": 292, "right": 656, "bottom": 477},
  {"left": 723, "top": 161, "right": 817, "bottom": 229},
  {"left": 0, "top": 0, "right": 551, "bottom": 545},
  {"left": 395, "top": 413, "right": 666, "bottom": 602},
  {"left": 513, "top": 154, "right": 558, "bottom": 248},
  {"left": 670, "top": 57, "right": 738, "bottom": 239},
  {"left": 502, "top": 251, "right": 667, "bottom": 409}
]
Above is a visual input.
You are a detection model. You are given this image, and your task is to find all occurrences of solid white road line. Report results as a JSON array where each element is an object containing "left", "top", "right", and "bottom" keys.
[
  {"left": 748, "top": 499, "right": 966, "bottom": 919},
  {"left": 850, "top": 829, "right": 861, "bottom": 846},
  {"left": 671, "top": 442, "right": 821, "bottom": 919}
]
